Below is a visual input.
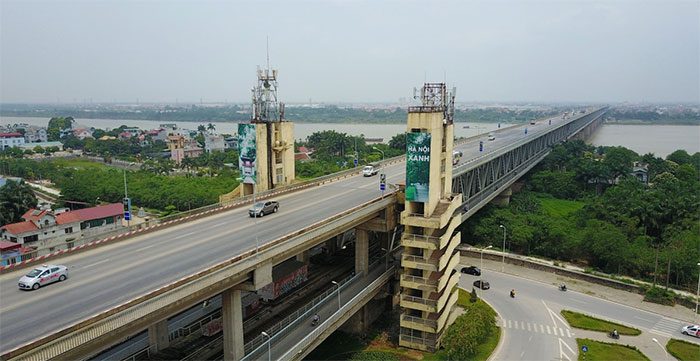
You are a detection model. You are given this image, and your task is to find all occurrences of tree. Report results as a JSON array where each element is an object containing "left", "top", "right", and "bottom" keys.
[
  {"left": 0, "top": 180, "right": 38, "bottom": 225},
  {"left": 388, "top": 133, "right": 406, "bottom": 150},
  {"left": 206, "top": 123, "right": 216, "bottom": 133},
  {"left": 47, "top": 116, "right": 75, "bottom": 141}
]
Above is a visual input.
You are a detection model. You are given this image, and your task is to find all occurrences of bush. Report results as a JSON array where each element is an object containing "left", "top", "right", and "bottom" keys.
[
  {"left": 470, "top": 287, "right": 478, "bottom": 303},
  {"left": 351, "top": 351, "right": 399, "bottom": 361},
  {"left": 643, "top": 286, "right": 675, "bottom": 306},
  {"left": 442, "top": 300, "right": 496, "bottom": 359}
]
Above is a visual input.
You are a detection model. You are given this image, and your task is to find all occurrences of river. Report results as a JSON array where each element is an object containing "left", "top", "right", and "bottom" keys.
[{"left": 2, "top": 116, "right": 698, "bottom": 157}]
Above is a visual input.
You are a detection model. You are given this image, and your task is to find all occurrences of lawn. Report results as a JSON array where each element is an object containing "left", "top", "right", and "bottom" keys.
[
  {"left": 561, "top": 310, "right": 641, "bottom": 335},
  {"left": 50, "top": 158, "right": 110, "bottom": 170},
  {"left": 576, "top": 339, "right": 649, "bottom": 361},
  {"left": 666, "top": 338, "right": 700, "bottom": 361},
  {"left": 538, "top": 196, "right": 585, "bottom": 217}
]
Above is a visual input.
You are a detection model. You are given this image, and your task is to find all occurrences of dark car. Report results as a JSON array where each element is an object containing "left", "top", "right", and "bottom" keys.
[
  {"left": 460, "top": 266, "right": 481, "bottom": 276},
  {"left": 249, "top": 200, "right": 279, "bottom": 217},
  {"left": 473, "top": 280, "right": 490, "bottom": 290}
]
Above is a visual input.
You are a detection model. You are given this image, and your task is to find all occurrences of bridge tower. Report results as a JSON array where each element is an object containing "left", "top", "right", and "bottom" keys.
[
  {"left": 399, "top": 83, "right": 462, "bottom": 351},
  {"left": 238, "top": 54, "right": 295, "bottom": 197}
]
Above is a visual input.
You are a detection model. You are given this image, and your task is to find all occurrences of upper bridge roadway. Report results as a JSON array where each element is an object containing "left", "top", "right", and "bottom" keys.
[{"left": 0, "top": 114, "right": 572, "bottom": 354}]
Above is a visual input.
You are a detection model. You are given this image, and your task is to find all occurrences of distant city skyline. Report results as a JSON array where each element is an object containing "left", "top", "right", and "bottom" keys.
[{"left": 1, "top": 1, "right": 698, "bottom": 104}]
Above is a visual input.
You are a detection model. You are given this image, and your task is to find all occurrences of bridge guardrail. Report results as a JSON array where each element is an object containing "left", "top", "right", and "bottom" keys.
[{"left": 2, "top": 191, "right": 397, "bottom": 361}]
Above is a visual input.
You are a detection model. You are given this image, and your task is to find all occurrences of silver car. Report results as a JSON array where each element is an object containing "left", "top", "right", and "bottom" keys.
[
  {"left": 18, "top": 264, "right": 68, "bottom": 290},
  {"left": 249, "top": 200, "right": 279, "bottom": 217}
]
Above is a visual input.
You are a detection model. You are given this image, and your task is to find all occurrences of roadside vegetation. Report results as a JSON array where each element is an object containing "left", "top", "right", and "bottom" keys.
[
  {"left": 666, "top": 338, "right": 700, "bottom": 361},
  {"left": 461, "top": 140, "right": 700, "bottom": 293},
  {"left": 575, "top": 339, "right": 650, "bottom": 361},
  {"left": 560, "top": 310, "right": 641, "bottom": 335}
]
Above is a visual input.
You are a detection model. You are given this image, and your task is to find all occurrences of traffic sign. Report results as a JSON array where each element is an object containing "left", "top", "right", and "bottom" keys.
[
  {"left": 380, "top": 173, "right": 386, "bottom": 185},
  {"left": 354, "top": 158, "right": 358, "bottom": 166},
  {"left": 479, "top": 141, "right": 483, "bottom": 152},
  {"left": 124, "top": 211, "right": 131, "bottom": 221},
  {"left": 582, "top": 345, "right": 588, "bottom": 353},
  {"left": 380, "top": 183, "right": 386, "bottom": 191}
]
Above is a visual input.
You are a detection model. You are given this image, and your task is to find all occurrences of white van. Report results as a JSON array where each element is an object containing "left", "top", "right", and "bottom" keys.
[{"left": 363, "top": 164, "right": 379, "bottom": 177}]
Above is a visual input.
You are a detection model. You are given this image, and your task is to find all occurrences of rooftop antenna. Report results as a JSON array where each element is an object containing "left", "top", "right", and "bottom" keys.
[{"left": 266, "top": 36, "right": 270, "bottom": 71}]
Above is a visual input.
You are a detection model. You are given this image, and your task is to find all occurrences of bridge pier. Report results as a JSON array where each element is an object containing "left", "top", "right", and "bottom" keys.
[
  {"left": 147, "top": 319, "right": 170, "bottom": 353},
  {"left": 222, "top": 289, "right": 245, "bottom": 361},
  {"left": 355, "top": 228, "right": 369, "bottom": 274},
  {"left": 491, "top": 187, "right": 512, "bottom": 206}
]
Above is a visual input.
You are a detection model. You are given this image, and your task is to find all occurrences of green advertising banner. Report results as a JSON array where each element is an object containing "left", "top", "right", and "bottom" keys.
[
  {"left": 405, "top": 132, "right": 431, "bottom": 203},
  {"left": 238, "top": 123, "right": 257, "bottom": 184}
]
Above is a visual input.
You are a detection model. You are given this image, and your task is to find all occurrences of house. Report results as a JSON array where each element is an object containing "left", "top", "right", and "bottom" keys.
[
  {"left": 0, "top": 240, "right": 32, "bottom": 266},
  {"left": 118, "top": 131, "right": 133, "bottom": 140},
  {"left": 167, "top": 135, "right": 203, "bottom": 164},
  {"left": 23, "top": 126, "right": 48, "bottom": 143},
  {"left": 223, "top": 136, "right": 238, "bottom": 150},
  {"left": 631, "top": 161, "right": 649, "bottom": 184},
  {"left": 123, "top": 128, "right": 141, "bottom": 137},
  {"left": 73, "top": 128, "right": 94, "bottom": 140},
  {"left": 147, "top": 128, "right": 168, "bottom": 142},
  {"left": 0, "top": 204, "right": 124, "bottom": 254},
  {"left": 205, "top": 134, "right": 225, "bottom": 153},
  {"left": 0, "top": 132, "right": 25, "bottom": 149}
]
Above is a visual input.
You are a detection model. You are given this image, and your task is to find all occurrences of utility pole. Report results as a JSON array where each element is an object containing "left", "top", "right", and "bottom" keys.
[{"left": 123, "top": 169, "right": 130, "bottom": 227}]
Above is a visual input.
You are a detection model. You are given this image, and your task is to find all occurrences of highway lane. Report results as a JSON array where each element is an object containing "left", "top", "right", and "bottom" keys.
[
  {"left": 459, "top": 269, "right": 699, "bottom": 361},
  {"left": 0, "top": 114, "right": 569, "bottom": 353}
]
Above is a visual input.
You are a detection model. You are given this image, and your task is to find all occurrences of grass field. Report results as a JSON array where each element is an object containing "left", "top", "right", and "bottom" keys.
[
  {"left": 537, "top": 196, "right": 585, "bottom": 217},
  {"left": 666, "top": 338, "right": 700, "bottom": 361},
  {"left": 576, "top": 339, "right": 650, "bottom": 361},
  {"left": 50, "top": 158, "right": 111, "bottom": 170},
  {"left": 561, "top": 310, "right": 641, "bottom": 335}
]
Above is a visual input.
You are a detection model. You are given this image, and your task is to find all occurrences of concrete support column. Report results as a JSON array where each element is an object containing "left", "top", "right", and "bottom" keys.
[
  {"left": 222, "top": 289, "right": 245, "bottom": 361},
  {"left": 491, "top": 187, "right": 512, "bottom": 206},
  {"left": 326, "top": 236, "right": 338, "bottom": 254},
  {"left": 355, "top": 228, "right": 369, "bottom": 275},
  {"left": 296, "top": 250, "right": 310, "bottom": 263},
  {"left": 147, "top": 319, "right": 170, "bottom": 353}
]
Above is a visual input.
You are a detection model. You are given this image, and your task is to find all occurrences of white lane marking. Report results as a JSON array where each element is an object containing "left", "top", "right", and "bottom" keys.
[
  {"left": 514, "top": 321, "right": 519, "bottom": 330},
  {"left": 560, "top": 328, "right": 565, "bottom": 337},
  {"left": 508, "top": 320, "right": 512, "bottom": 328},
  {"left": 540, "top": 324, "right": 545, "bottom": 333},
  {"left": 542, "top": 300, "right": 569, "bottom": 329},
  {"left": 83, "top": 258, "right": 111, "bottom": 269},
  {"left": 546, "top": 325, "right": 551, "bottom": 334},
  {"left": 521, "top": 321, "right": 525, "bottom": 330},
  {"left": 566, "top": 328, "right": 571, "bottom": 338},
  {"left": 502, "top": 318, "right": 507, "bottom": 327},
  {"left": 527, "top": 322, "right": 531, "bottom": 331},
  {"left": 553, "top": 327, "right": 558, "bottom": 336},
  {"left": 139, "top": 244, "right": 157, "bottom": 251},
  {"left": 559, "top": 338, "right": 574, "bottom": 361}
]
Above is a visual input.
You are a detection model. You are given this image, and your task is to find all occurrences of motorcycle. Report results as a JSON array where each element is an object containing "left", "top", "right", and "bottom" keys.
[
  {"left": 311, "top": 315, "right": 320, "bottom": 327},
  {"left": 559, "top": 284, "right": 567, "bottom": 292},
  {"left": 608, "top": 331, "right": 620, "bottom": 340},
  {"left": 510, "top": 290, "right": 516, "bottom": 298}
]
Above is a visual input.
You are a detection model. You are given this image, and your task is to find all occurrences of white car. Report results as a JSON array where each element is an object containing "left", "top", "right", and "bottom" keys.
[
  {"left": 18, "top": 264, "right": 68, "bottom": 290},
  {"left": 682, "top": 325, "right": 700, "bottom": 338},
  {"left": 487, "top": 134, "right": 496, "bottom": 141}
]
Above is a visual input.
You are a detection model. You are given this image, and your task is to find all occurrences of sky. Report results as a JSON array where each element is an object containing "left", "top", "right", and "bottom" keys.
[{"left": 1, "top": 0, "right": 698, "bottom": 104}]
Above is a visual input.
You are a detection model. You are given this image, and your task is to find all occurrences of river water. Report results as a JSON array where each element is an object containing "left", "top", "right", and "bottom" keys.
[{"left": 2, "top": 116, "right": 698, "bottom": 157}]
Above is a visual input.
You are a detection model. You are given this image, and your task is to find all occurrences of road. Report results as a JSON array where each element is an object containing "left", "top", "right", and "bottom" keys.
[
  {"left": 459, "top": 269, "right": 700, "bottom": 361},
  {"left": 0, "top": 115, "right": 568, "bottom": 353}
]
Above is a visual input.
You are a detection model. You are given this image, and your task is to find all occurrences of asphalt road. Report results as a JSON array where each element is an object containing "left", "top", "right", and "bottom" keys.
[
  {"left": 459, "top": 269, "right": 700, "bottom": 361},
  {"left": 0, "top": 115, "right": 568, "bottom": 353}
]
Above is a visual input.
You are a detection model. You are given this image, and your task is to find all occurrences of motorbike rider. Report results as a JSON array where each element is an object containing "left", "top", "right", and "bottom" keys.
[
  {"left": 510, "top": 289, "right": 516, "bottom": 298},
  {"left": 612, "top": 329, "right": 619, "bottom": 338},
  {"left": 312, "top": 313, "right": 320, "bottom": 325},
  {"left": 560, "top": 283, "right": 567, "bottom": 291}
]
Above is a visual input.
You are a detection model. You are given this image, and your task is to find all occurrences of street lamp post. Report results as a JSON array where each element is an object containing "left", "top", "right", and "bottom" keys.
[
  {"left": 331, "top": 280, "right": 341, "bottom": 309},
  {"left": 372, "top": 147, "right": 384, "bottom": 162},
  {"left": 381, "top": 247, "right": 390, "bottom": 271},
  {"left": 481, "top": 245, "right": 493, "bottom": 272},
  {"left": 499, "top": 225, "right": 506, "bottom": 272},
  {"left": 261, "top": 331, "right": 271, "bottom": 361},
  {"left": 651, "top": 338, "right": 669, "bottom": 360}
]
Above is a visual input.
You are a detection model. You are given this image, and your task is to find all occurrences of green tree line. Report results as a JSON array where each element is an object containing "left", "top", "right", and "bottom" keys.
[{"left": 461, "top": 140, "right": 700, "bottom": 290}]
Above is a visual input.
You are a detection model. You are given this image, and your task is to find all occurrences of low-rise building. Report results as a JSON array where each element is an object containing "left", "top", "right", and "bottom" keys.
[
  {"left": 167, "top": 135, "right": 203, "bottom": 164},
  {"left": 0, "top": 204, "right": 124, "bottom": 253},
  {"left": 0, "top": 132, "right": 25, "bottom": 150},
  {"left": 23, "top": 126, "right": 48, "bottom": 143},
  {"left": 205, "top": 134, "right": 225, "bottom": 153},
  {"left": 73, "top": 128, "right": 94, "bottom": 140}
]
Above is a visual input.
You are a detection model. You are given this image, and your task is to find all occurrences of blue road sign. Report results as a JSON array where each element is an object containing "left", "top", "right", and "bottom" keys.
[
  {"left": 525, "top": 128, "right": 528, "bottom": 134},
  {"left": 582, "top": 345, "right": 588, "bottom": 353},
  {"left": 124, "top": 211, "right": 131, "bottom": 221},
  {"left": 479, "top": 141, "right": 483, "bottom": 152},
  {"left": 380, "top": 183, "right": 386, "bottom": 191},
  {"left": 354, "top": 158, "right": 358, "bottom": 166}
]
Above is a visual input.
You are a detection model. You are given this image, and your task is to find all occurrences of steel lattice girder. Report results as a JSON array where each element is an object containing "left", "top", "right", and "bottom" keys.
[{"left": 452, "top": 109, "right": 606, "bottom": 207}]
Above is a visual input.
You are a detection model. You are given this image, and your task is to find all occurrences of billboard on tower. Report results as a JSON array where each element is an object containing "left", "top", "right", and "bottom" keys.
[
  {"left": 238, "top": 123, "right": 257, "bottom": 184},
  {"left": 405, "top": 132, "right": 431, "bottom": 203}
]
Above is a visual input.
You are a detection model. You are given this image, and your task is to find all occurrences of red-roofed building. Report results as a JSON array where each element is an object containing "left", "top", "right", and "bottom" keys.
[
  {"left": 1, "top": 132, "right": 25, "bottom": 150},
  {"left": 1, "top": 203, "right": 124, "bottom": 252}
]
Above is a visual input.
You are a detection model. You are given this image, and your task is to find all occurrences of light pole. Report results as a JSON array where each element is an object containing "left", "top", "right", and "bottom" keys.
[
  {"left": 331, "top": 280, "right": 341, "bottom": 309},
  {"left": 123, "top": 169, "right": 130, "bottom": 227},
  {"left": 372, "top": 147, "right": 384, "bottom": 162},
  {"left": 695, "top": 262, "right": 700, "bottom": 321},
  {"left": 381, "top": 247, "right": 389, "bottom": 270},
  {"left": 651, "top": 338, "right": 669, "bottom": 360},
  {"left": 261, "top": 331, "right": 271, "bottom": 361},
  {"left": 481, "top": 245, "right": 493, "bottom": 272},
  {"left": 499, "top": 225, "right": 506, "bottom": 272}
]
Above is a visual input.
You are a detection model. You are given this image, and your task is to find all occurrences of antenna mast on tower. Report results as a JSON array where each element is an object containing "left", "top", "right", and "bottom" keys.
[{"left": 252, "top": 37, "right": 285, "bottom": 123}]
